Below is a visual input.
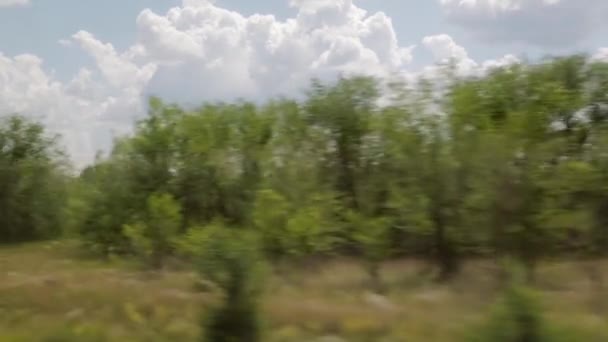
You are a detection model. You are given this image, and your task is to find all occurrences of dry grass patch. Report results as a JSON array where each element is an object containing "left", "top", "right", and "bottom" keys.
[{"left": 1, "top": 242, "right": 608, "bottom": 341}]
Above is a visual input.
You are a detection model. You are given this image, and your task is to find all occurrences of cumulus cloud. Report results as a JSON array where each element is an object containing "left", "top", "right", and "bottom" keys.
[
  {"left": 440, "top": 0, "right": 608, "bottom": 48},
  {"left": 420, "top": 33, "right": 519, "bottom": 79},
  {"left": 593, "top": 47, "right": 608, "bottom": 61},
  {"left": 0, "top": 34, "right": 153, "bottom": 167},
  {"left": 423, "top": 34, "right": 470, "bottom": 62},
  {"left": 72, "top": 31, "right": 156, "bottom": 93},
  {"left": 0, "top": 0, "right": 417, "bottom": 165},
  {"left": 0, "top": 0, "right": 28, "bottom": 8},
  {"left": 0, "top": 54, "right": 94, "bottom": 165},
  {"left": 138, "top": 0, "right": 415, "bottom": 102},
  {"left": 0, "top": 0, "right": 524, "bottom": 167}
]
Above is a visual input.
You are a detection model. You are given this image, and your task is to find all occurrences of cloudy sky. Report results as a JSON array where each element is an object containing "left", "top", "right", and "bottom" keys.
[{"left": 1, "top": 0, "right": 607, "bottom": 166}]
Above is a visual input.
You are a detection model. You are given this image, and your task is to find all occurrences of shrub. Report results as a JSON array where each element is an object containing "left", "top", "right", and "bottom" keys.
[
  {"left": 467, "top": 263, "right": 558, "bottom": 342},
  {"left": 196, "top": 225, "right": 265, "bottom": 342},
  {"left": 124, "top": 193, "right": 182, "bottom": 268}
]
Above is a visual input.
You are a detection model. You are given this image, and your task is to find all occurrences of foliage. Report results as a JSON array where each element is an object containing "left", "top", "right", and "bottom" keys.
[
  {"left": 0, "top": 115, "right": 67, "bottom": 243},
  {"left": 194, "top": 225, "right": 265, "bottom": 342},
  {"left": 124, "top": 193, "right": 182, "bottom": 268},
  {"left": 347, "top": 211, "right": 391, "bottom": 291},
  {"left": 252, "top": 189, "right": 342, "bottom": 259},
  {"left": 468, "top": 284, "right": 548, "bottom": 342},
  {"left": 466, "top": 263, "right": 577, "bottom": 342},
  {"left": 201, "top": 296, "right": 260, "bottom": 342},
  {"left": 7, "top": 54, "right": 608, "bottom": 341},
  {"left": 76, "top": 147, "right": 135, "bottom": 255},
  {"left": 27, "top": 55, "right": 608, "bottom": 280}
]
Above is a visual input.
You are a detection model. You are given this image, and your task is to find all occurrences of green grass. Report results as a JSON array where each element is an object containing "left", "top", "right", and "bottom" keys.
[{"left": 1, "top": 241, "right": 607, "bottom": 341}]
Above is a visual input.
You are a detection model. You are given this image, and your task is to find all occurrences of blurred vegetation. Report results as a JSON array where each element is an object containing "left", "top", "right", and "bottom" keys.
[
  {"left": 3, "top": 54, "right": 608, "bottom": 340},
  {"left": 196, "top": 226, "right": 264, "bottom": 342},
  {"left": 0, "top": 115, "right": 67, "bottom": 243},
  {"left": 1, "top": 242, "right": 607, "bottom": 341}
]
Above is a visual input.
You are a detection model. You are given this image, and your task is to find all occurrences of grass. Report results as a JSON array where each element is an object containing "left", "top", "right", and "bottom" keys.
[{"left": 1, "top": 241, "right": 607, "bottom": 341}]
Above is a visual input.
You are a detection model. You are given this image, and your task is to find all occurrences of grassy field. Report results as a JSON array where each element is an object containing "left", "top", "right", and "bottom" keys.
[{"left": 1, "top": 241, "right": 607, "bottom": 341}]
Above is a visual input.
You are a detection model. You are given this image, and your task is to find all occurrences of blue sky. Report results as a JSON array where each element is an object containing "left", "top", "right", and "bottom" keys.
[{"left": 0, "top": 0, "right": 607, "bottom": 166}]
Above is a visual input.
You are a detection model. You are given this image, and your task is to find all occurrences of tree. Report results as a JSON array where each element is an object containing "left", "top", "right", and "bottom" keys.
[
  {"left": 77, "top": 143, "right": 138, "bottom": 255},
  {"left": 304, "top": 76, "right": 379, "bottom": 209},
  {"left": 347, "top": 211, "right": 391, "bottom": 293},
  {"left": 70, "top": 56, "right": 608, "bottom": 285},
  {"left": 252, "top": 188, "right": 341, "bottom": 261},
  {"left": 124, "top": 193, "right": 182, "bottom": 269},
  {"left": 0, "top": 115, "right": 67, "bottom": 243}
]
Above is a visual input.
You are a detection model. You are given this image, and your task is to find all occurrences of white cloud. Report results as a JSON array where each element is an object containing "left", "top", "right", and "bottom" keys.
[
  {"left": 138, "top": 0, "right": 415, "bottom": 102},
  {"left": 481, "top": 53, "right": 520, "bottom": 69},
  {"left": 0, "top": 0, "right": 28, "bottom": 8},
  {"left": 440, "top": 0, "right": 608, "bottom": 48},
  {"left": 72, "top": 30, "right": 156, "bottom": 91},
  {"left": 58, "top": 39, "right": 72, "bottom": 47},
  {"left": 0, "top": 54, "right": 94, "bottom": 164},
  {"left": 0, "top": 1, "right": 524, "bottom": 168},
  {"left": 423, "top": 34, "right": 470, "bottom": 61},
  {"left": 0, "top": 34, "right": 153, "bottom": 167},
  {"left": 419, "top": 33, "right": 520, "bottom": 80},
  {"left": 0, "top": 0, "right": 416, "bottom": 166},
  {"left": 593, "top": 47, "right": 608, "bottom": 61},
  {"left": 440, "top": 0, "right": 561, "bottom": 14},
  {"left": 421, "top": 34, "right": 478, "bottom": 77}
]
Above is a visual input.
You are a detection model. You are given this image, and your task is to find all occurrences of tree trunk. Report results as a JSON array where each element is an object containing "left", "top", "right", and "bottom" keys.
[{"left": 433, "top": 206, "right": 458, "bottom": 282}]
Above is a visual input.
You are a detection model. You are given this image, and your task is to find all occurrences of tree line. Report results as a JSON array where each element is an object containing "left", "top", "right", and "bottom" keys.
[
  {"left": 3, "top": 55, "right": 608, "bottom": 282},
  {"left": 4, "top": 54, "right": 608, "bottom": 341}
]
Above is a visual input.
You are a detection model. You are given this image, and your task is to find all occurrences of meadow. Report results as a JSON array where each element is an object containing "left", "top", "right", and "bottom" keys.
[{"left": 1, "top": 241, "right": 607, "bottom": 341}]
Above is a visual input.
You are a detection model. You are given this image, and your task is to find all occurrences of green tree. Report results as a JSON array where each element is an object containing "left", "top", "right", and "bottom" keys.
[
  {"left": 124, "top": 193, "right": 182, "bottom": 269},
  {"left": 347, "top": 211, "right": 391, "bottom": 293},
  {"left": 77, "top": 144, "right": 137, "bottom": 255},
  {"left": 70, "top": 56, "right": 608, "bottom": 285},
  {"left": 0, "top": 115, "right": 67, "bottom": 243},
  {"left": 304, "top": 76, "right": 379, "bottom": 209},
  {"left": 252, "top": 189, "right": 341, "bottom": 261}
]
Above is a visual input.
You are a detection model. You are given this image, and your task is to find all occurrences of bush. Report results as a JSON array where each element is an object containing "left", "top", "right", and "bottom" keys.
[
  {"left": 124, "top": 193, "right": 182, "bottom": 268},
  {"left": 195, "top": 225, "right": 265, "bottom": 342},
  {"left": 466, "top": 263, "right": 577, "bottom": 342},
  {"left": 202, "top": 294, "right": 260, "bottom": 342},
  {"left": 471, "top": 285, "right": 545, "bottom": 342}
]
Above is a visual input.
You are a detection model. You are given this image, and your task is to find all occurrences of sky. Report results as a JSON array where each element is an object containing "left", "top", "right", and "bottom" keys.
[{"left": 1, "top": 0, "right": 607, "bottom": 167}]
